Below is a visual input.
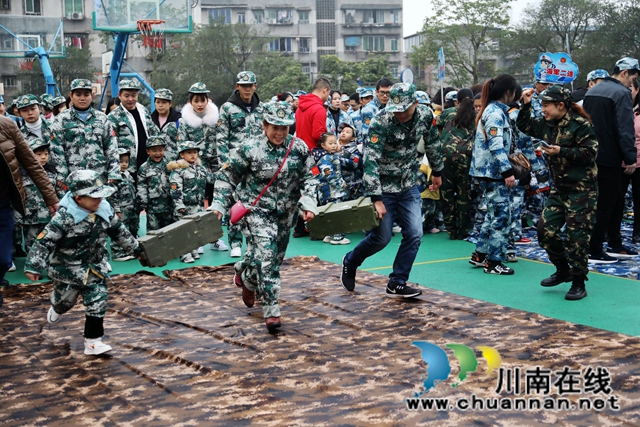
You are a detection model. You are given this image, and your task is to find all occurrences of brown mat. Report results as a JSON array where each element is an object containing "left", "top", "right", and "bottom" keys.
[{"left": 1, "top": 256, "right": 639, "bottom": 426}]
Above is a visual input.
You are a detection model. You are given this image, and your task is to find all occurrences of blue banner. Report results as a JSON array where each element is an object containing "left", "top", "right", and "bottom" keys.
[
  {"left": 438, "top": 47, "right": 445, "bottom": 81},
  {"left": 533, "top": 52, "right": 579, "bottom": 84}
]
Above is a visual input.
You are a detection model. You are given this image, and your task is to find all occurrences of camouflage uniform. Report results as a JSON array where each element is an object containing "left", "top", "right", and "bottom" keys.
[
  {"left": 137, "top": 137, "right": 173, "bottom": 231},
  {"left": 339, "top": 141, "right": 363, "bottom": 199},
  {"left": 526, "top": 91, "right": 552, "bottom": 226},
  {"left": 326, "top": 108, "right": 354, "bottom": 135},
  {"left": 349, "top": 108, "right": 362, "bottom": 136},
  {"left": 168, "top": 142, "right": 213, "bottom": 218},
  {"left": 359, "top": 97, "right": 384, "bottom": 142},
  {"left": 211, "top": 102, "right": 318, "bottom": 319},
  {"left": 508, "top": 106, "right": 534, "bottom": 245},
  {"left": 152, "top": 89, "right": 180, "bottom": 162},
  {"left": 312, "top": 147, "right": 348, "bottom": 203},
  {"left": 109, "top": 148, "right": 139, "bottom": 259},
  {"left": 517, "top": 91, "right": 598, "bottom": 278},
  {"left": 24, "top": 170, "right": 139, "bottom": 328},
  {"left": 179, "top": 82, "right": 219, "bottom": 173}
]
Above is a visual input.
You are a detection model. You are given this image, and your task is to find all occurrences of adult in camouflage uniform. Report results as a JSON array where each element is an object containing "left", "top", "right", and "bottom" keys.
[
  {"left": 49, "top": 79, "right": 121, "bottom": 183},
  {"left": 108, "top": 79, "right": 160, "bottom": 174},
  {"left": 341, "top": 83, "right": 443, "bottom": 298},
  {"left": 517, "top": 86, "right": 598, "bottom": 300},
  {"left": 179, "top": 82, "right": 220, "bottom": 174},
  {"left": 359, "top": 78, "right": 393, "bottom": 141},
  {"left": 217, "top": 71, "right": 264, "bottom": 256},
  {"left": 137, "top": 135, "right": 173, "bottom": 231},
  {"left": 210, "top": 101, "right": 318, "bottom": 333},
  {"left": 24, "top": 170, "right": 139, "bottom": 355},
  {"left": 109, "top": 148, "right": 139, "bottom": 261},
  {"left": 436, "top": 88, "right": 475, "bottom": 240},
  {"left": 150, "top": 88, "right": 180, "bottom": 161}
]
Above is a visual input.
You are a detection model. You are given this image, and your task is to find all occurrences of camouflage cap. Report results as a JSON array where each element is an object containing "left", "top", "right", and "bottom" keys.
[
  {"left": 340, "top": 94, "right": 350, "bottom": 102},
  {"left": 416, "top": 91, "right": 431, "bottom": 105},
  {"left": 51, "top": 96, "right": 67, "bottom": 107},
  {"left": 117, "top": 147, "right": 130, "bottom": 156},
  {"left": 67, "top": 170, "right": 116, "bottom": 198},
  {"left": 356, "top": 87, "right": 366, "bottom": 94},
  {"left": 28, "top": 138, "right": 49, "bottom": 151},
  {"left": 40, "top": 94, "right": 54, "bottom": 109},
  {"left": 615, "top": 57, "right": 640, "bottom": 72},
  {"left": 360, "top": 88, "right": 374, "bottom": 98},
  {"left": 586, "top": 69, "right": 609, "bottom": 82},
  {"left": 119, "top": 79, "right": 141, "bottom": 91},
  {"left": 445, "top": 91, "right": 457, "bottom": 102},
  {"left": 540, "top": 86, "right": 573, "bottom": 104},
  {"left": 70, "top": 78, "right": 93, "bottom": 91},
  {"left": 295, "top": 90, "right": 307, "bottom": 96},
  {"left": 154, "top": 88, "right": 173, "bottom": 101},
  {"left": 188, "top": 82, "right": 210, "bottom": 93},
  {"left": 236, "top": 71, "right": 257, "bottom": 85},
  {"left": 146, "top": 135, "right": 167, "bottom": 148},
  {"left": 177, "top": 140, "right": 202, "bottom": 153},
  {"left": 15, "top": 94, "right": 40, "bottom": 110},
  {"left": 263, "top": 101, "right": 295, "bottom": 126},
  {"left": 385, "top": 83, "right": 417, "bottom": 113}
]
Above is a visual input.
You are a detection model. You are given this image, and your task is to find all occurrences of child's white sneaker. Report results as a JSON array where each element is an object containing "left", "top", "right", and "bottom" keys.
[
  {"left": 84, "top": 337, "right": 112, "bottom": 355},
  {"left": 322, "top": 236, "right": 332, "bottom": 243},
  {"left": 181, "top": 254, "right": 195, "bottom": 263},
  {"left": 211, "top": 240, "right": 229, "bottom": 251},
  {"left": 230, "top": 247, "right": 242, "bottom": 257},
  {"left": 197, "top": 246, "right": 204, "bottom": 254},
  {"left": 8, "top": 262, "right": 16, "bottom": 272},
  {"left": 47, "top": 307, "right": 62, "bottom": 323}
]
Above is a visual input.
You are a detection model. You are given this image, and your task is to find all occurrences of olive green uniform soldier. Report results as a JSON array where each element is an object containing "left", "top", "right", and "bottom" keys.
[
  {"left": 151, "top": 88, "right": 179, "bottom": 161},
  {"left": 211, "top": 101, "right": 318, "bottom": 332},
  {"left": 216, "top": 71, "right": 265, "bottom": 256},
  {"left": 137, "top": 135, "right": 173, "bottom": 231},
  {"left": 24, "top": 170, "right": 140, "bottom": 355},
  {"left": 517, "top": 86, "right": 598, "bottom": 300},
  {"left": 109, "top": 148, "right": 139, "bottom": 261},
  {"left": 49, "top": 79, "right": 121, "bottom": 183}
]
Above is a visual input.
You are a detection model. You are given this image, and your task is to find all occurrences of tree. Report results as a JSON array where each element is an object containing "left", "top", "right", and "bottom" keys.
[
  {"left": 251, "top": 54, "right": 311, "bottom": 100},
  {"left": 16, "top": 44, "right": 98, "bottom": 95},
  {"left": 319, "top": 55, "right": 391, "bottom": 94},
  {"left": 410, "top": 0, "right": 512, "bottom": 87}
]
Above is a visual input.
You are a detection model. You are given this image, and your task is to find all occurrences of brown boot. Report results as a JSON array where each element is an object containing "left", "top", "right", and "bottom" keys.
[
  {"left": 241, "top": 284, "right": 255, "bottom": 307},
  {"left": 265, "top": 317, "right": 281, "bottom": 333}
]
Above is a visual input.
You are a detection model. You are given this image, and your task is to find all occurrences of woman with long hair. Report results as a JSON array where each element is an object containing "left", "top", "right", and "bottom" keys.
[
  {"left": 517, "top": 86, "right": 598, "bottom": 300},
  {"left": 468, "top": 74, "right": 519, "bottom": 275},
  {"left": 326, "top": 90, "right": 354, "bottom": 135}
]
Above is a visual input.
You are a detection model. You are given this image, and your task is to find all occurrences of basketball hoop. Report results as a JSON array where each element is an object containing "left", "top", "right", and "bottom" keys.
[
  {"left": 137, "top": 19, "right": 165, "bottom": 52},
  {"left": 18, "top": 57, "right": 35, "bottom": 71}
]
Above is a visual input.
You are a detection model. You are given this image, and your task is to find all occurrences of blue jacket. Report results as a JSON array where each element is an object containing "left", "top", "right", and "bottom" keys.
[{"left": 470, "top": 101, "right": 514, "bottom": 180}]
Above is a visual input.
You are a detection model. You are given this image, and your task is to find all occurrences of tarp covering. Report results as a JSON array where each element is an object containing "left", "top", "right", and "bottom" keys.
[{"left": 1, "top": 256, "right": 639, "bottom": 425}]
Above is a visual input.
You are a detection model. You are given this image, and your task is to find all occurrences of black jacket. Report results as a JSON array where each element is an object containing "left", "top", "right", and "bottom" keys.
[
  {"left": 583, "top": 77, "right": 636, "bottom": 167},
  {"left": 151, "top": 107, "right": 181, "bottom": 130}
]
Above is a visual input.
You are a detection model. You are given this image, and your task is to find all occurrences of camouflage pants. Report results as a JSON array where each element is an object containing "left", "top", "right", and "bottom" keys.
[
  {"left": 440, "top": 154, "right": 472, "bottom": 235},
  {"left": 111, "top": 207, "right": 139, "bottom": 259},
  {"left": 227, "top": 198, "right": 244, "bottom": 250},
  {"left": 23, "top": 223, "right": 47, "bottom": 253},
  {"left": 524, "top": 166, "right": 551, "bottom": 226},
  {"left": 538, "top": 189, "right": 597, "bottom": 276},
  {"left": 421, "top": 198, "right": 439, "bottom": 229},
  {"left": 51, "top": 274, "right": 108, "bottom": 318},
  {"left": 146, "top": 212, "right": 173, "bottom": 232},
  {"left": 237, "top": 209, "right": 293, "bottom": 318},
  {"left": 475, "top": 181, "right": 513, "bottom": 262},
  {"left": 509, "top": 185, "right": 526, "bottom": 243}
]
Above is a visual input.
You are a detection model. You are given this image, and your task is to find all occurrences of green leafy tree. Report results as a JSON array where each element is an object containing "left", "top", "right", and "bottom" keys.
[
  {"left": 251, "top": 54, "right": 311, "bottom": 100},
  {"left": 319, "top": 55, "right": 391, "bottom": 94}
]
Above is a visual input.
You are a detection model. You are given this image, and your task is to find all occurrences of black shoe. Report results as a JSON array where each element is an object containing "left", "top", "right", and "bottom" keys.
[
  {"left": 565, "top": 277, "right": 587, "bottom": 300},
  {"left": 469, "top": 251, "right": 487, "bottom": 267},
  {"left": 448, "top": 231, "right": 457, "bottom": 240},
  {"left": 340, "top": 255, "right": 356, "bottom": 291},
  {"left": 14, "top": 247, "right": 27, "bottom": 258},
  {"left": 588, "top": 251, "right": 618, "bottom": 264},
  {"left": 484, "top": 261, "right": 514, "bottom": 275},
  {"left": 386, "top": 282, "right": 422, "bottom": 298},
  {"left": 540, "top": 269, "right": 572, "bottom": 287}
]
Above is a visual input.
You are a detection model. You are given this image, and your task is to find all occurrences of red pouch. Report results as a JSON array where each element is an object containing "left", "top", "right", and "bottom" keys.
[{"left": 229, "top": 200, "right": 251, "bottom": 225}]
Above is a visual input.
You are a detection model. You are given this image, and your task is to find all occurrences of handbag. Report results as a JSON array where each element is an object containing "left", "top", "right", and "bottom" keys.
[
  {"left": 481, "top": 120, "right": 532, "bottom": 181},
  {"left": 229, "top": 137, "right": 296, "bottom": 225}
]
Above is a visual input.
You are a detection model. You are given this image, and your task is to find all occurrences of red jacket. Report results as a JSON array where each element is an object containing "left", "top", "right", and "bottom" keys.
[{"left": 295, "top": 93, "right": 327, "bottom": 151}]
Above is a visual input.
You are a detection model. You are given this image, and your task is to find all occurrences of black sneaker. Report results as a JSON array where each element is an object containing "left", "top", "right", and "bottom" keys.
[
  {"left": 340, "top": 255, "right": 356, "bottom": 291},
  {"left": 605, "top": 245, "right": 638, "bottom": 259},
  {"left": 386, "top": 282, "right": 422, "bottom": 298},
  {"left": 484, "top": 261, "right": 514, "bottom": 275},
  {"left": 469, "top": 251, "right": 487, "bottom": 267},
  {"left": 588, "top": 251, "right": 618, "bottom": 264}
]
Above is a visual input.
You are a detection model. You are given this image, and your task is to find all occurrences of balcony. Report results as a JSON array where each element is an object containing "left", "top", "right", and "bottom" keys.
[
  {"left": 299, "top": 47, "right": 310, "bottom": 53},
  {"left": 267, "top": 18, "right": 293, "bottom": 25}
]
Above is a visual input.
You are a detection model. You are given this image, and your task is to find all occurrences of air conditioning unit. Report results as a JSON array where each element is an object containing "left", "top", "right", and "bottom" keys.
[
  {"left": 268, "top": 18, "right": 276, "bottom": 24},
  {"left": 70, "top": 12, "right": 84, "bottom": 20}
]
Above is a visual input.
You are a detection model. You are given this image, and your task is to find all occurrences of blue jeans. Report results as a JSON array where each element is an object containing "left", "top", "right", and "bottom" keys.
[
  {"left": 0, "top": 206, "right": 15, "bottom": 282},
  {"left": 344, "top": 186, "right": 423, "bottom": 284}
]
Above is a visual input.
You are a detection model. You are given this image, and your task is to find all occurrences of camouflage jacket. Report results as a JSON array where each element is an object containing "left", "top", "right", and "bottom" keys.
[
  {"left": 168, "top": 159, "right": 212, "bottom": 215},
  {"left": 20, "top": 118, "right": 65, "bottom": 180},
  {"left": 24, "top": 196, "right": 139, "bottom": 283},
  {"left": 312, "top": 147, "right": 348, "bottom": 203},
  {"left": 179, "top": 102, "right": 219, "bottom": 172},
  {"left": 137, "top": 158, "right": 171, "bottom": 213},
  {"left": 211, "top": 135, "right": 318, "bottom": 216},
  {"left": 50, "top": 107, "right": 121, "bottom": 182},
  {"left": 326, "top": 108, "right": 354, "bottom": 135},
  {"left": 349, "top": 108, "right": 362, "bottom": 136},
  {"left": 18, "top": 164, "right": 63, "bottom": 225},
  {"left": 339, "top": 141, "right": 363, "bottom": 191},
  {"left": 517, "top": 103, "right": 598, "bottom": 193},
  {"left": 20, "top": 116, "right": 52, "bottom": 142},
  {"left": 216, "top": 91, "right": 264, "bottom": 165},
  {"left": 531, "top": 93, "right": 544, "bottom": 120},
  {"left": 364, "top": 104, "right": 443, "bottom": 196},
  {"left": 508, "top": 107, "right": 539, "bottom": 170},
  {"left": 437, "top": 107, "right": 475, "bottom": 158},
  {"left": 109, "top": 170, "right": 136, "bottom": 214},
  {"left": 470, "top": 101, "right": 513, "bottom": 180},
  {"left": 436, "top": 107, "right": 457, "bottom": 131},
  {"left": 359, "top": 98, "right": 384, "bottom": 141},
  {"left": 108, "top": 103, "right": 160, "bottom": 173},
  {"left": 151, "top": 108, "right": 180, "bottom": 161}
]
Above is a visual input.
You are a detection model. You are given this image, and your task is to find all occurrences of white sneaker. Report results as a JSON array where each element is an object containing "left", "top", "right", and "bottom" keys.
[
  {"left": 331, "top": 237, "right": 351, "bottom": 245},
  {"left": 84, "top": 337, "right": 112, "bottom": 355},
  {"left": 193, "top": 250, "right": 200, "bottom": 259},
  {"left": 392, "top": 225, "right": 402, "bottom": 233},
  {"left": 113, "top": 255, "right": 134, "bottom": 262},
  {"left": 8, "top": 262, "right": 16, "bottom": 272},
  {"left": 181, "top": 254, "right": 195, "bottom": 263},
  {"left": 47, "top": 307, "right": 62, "bottom": 323},
  {"left": 211, "top": 240, "right": 229, "bottom": 251},
  {"left": 197, "top": 246, "right": 204, "bottom": 254},
  {"left": 322, "top": 236, "right": 332, "bottom": 243},
  {"left": 230, "top": 247, "right": 242, "bottom": 258},
  {"left": 106, "top": 262, "right": 112, "bottom": 272}
]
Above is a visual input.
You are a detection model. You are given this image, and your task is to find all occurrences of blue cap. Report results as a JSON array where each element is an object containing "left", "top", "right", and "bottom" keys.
[
  {"left": 586, "top": 69, "right": 609, "bottom": 82},
  {"left": 615, "top": 57, "right": 640, "bottom": 72},
  {"left": 0, "top": 94, "right": 4, "bottom": 103}
]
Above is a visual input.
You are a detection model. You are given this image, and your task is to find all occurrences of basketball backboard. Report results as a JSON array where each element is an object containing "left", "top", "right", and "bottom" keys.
[
  {"left": 0, "top": 16, "right": 65, "bottom": 58},
  {"left": 93, "top": 0, "right": 193, "bottom": 33}
]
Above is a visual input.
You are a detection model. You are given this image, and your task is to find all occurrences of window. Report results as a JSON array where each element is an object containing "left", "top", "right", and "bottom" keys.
[
  {"left": 0, "top": 0, "right": 10, "bottom": 10},
  {"left": 363, "top": 10, "right": 384, "bottom": 24},
  {"left": 316, "top": 22, "right": 335, "bottom": 47},
  {"left": 299, "top": 37, "right": 310, "bottom": 53},
  {"left": 391, "top": 66, "right": 399, "bottom": 78},
  {"left": 1, "top": 35, "right": 12, "bottom": 50},
  {"left": 209, "top": 9, "right": 231, "bottom": 24},
  {"left": 237, "top": 12, "right": 245, "bottom": 24},
  {"left": 390, "top": 38, "right": 398, "bottom": 51},
  {"left": 298, "top": 10, "right": 309, "bottom": 24},
  {"left": 268, "top": 9, "right": 292, "bottom": 24},
  {"left": 24, "top": 0, "right": 41, "bottom": 15},
  {"left": 65, "top": 33, "right": 88, "bottom": 49},
  {"left": 17, "top": 34, "right": 40, "bottom": 50},
  {"left": 316, "top": 0, "right": 334, "bottom": 20},
  {"left": 64, "top": 0, "right": 83, "bottom": 18},
  {"left": 345, "top": 36, "right": 359, "bottom": 51},
  {"left": 269, "top": 38, "right": 292, "bottom": 52},
  {"left": 302, "top": 66, "right": 310, "bottom": 74},
  {"left": 253, "top": 10, "right": 263, "bottom": 23},
  {"left": 344, "top": 9, "right": 355, "bottom": 24},
  {"left": 362, "top": 36, "right": 384, "bottom": 51},
  {"left": 390, "top": 10, "right": 399, "bottom": 24},
  {"left": 5, "top": 76, "right": 16, "bottom": 88}
]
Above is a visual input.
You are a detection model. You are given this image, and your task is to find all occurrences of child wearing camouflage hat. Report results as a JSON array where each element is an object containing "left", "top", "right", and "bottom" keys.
[
  {"left": 24, "top": 170, "right": 140, "bottom": 355},
  {"left": 137, "top": 135, "right": 174, "bottom": 231},
  {"left": 109, "top": 148, "right": 139, "bottom": 261}
]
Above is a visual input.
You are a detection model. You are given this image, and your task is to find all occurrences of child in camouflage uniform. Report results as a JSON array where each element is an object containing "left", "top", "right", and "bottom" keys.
[
  {"left": 24, "top": 170, "right": 140, "bottom": 356},
  {"left": 137, "top": 135, "right": 173, "bottom": 231},
  {"left": 109, "top": 148, "right": 139, "bottom": 261},
  {"left": 168, "top": 140, "right": 213, "bottom": 263},
  {"left": 337, "top": 123, "right": 363, "bottom": 199}
]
